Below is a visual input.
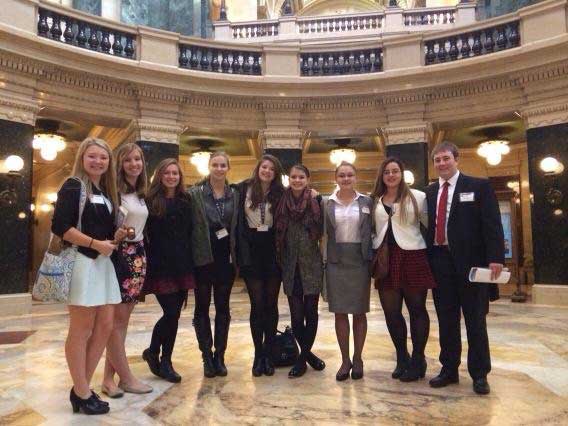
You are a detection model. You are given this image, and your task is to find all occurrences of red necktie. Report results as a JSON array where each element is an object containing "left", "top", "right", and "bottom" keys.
[{"left": 436, "top": 182, "right": 449, "bottom": 245}]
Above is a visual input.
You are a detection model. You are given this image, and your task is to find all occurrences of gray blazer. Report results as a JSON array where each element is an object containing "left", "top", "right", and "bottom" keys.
[{"left": 325, "top": 194, "right": 374, "bottom": 263}]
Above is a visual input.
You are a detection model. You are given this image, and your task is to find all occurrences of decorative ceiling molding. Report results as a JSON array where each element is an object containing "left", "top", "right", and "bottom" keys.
[
  {"left": 260, "top": 129, "right": 305, "bottom": 149},
  {"left": 521, "top": 103, "right": 568, "bottom": 129},
  {"left": 383, "top": 124, "right": 431, "bottom": 146},
  {"left": 0, "top": 97, "right": 39, "bottom": 125}
]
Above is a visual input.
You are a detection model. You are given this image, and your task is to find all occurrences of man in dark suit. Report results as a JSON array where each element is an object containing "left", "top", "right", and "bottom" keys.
[{"left": 425, "top": 142, "right": 505, "bottom": 395}]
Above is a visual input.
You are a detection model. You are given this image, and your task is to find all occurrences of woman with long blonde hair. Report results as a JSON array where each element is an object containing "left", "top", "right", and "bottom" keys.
[
  {"left": 371, "top": 157, "right": 436, "bottom": 383},
  {"left": 51, "top": 137, "right": 126, "bottom": 414},
  {"left": 101, "top": 143, "right": 152, "bottom": 397}
]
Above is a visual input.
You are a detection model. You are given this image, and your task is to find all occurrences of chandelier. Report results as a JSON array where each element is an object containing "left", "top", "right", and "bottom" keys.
[
  {"left": 329, "top": 139, "right": 357, "bottom": 166},
  {"left": 33, "top": 120, "right": 67, "bottom": 161},
  {"left": 190, "top": 151, "right": 211, "bottom": 176},
  {"left": 477, "top": 140, "right": 510, "bottom": 166}
]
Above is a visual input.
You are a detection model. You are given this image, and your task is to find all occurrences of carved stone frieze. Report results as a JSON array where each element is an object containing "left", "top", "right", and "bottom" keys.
[
  {"left": 383, "top": 124, "right": 431, "bottom": 146},
  {"left": 131, "top": 120, "right": 183, "bottom": 145},
  {"left": 521, "top": 103, "right": 568, "bottom": 129},
  {"left": 0, "top": 97, "right": 39, "bottom": 125},
  {"left": 260, "top": 129, "right": 305, "bottom": 149}
]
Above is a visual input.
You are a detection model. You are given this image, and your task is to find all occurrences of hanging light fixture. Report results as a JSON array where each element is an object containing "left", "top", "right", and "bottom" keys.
[
  {"left": 33, "top": 120, "right": 67, "bottom": 162},
  {"left": 477, "top": 140, "right": 510, "bottom": 166},
  {"left": 191, "top": 151, "right": 211, "bottom": 176},
  {"left": 329, "top": 139, "right": 357, "bottom": 166}
]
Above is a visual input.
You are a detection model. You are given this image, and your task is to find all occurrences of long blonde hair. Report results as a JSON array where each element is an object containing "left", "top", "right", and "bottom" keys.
[
  {"left": 115, "top": 143, "right": 148, "bottom": 198},
  {"left": 71, "top": 137, "right": 119, "bottom": 210},
  {"left": 371, "top": 157, "right": 418, "bottom": 224}
]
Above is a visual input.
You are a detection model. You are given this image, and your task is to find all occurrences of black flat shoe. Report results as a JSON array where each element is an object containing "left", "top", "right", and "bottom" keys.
[
  {"left": 252, "top": 356, "right": 263, "bottom": 377},
  {"left": 263, "top": 356, "right": 275, "bottom": 376},
  {"left": 399, "top": 356, "right": 427, "bottom": 382},
  {"left": 213, "top": 352, "right": 228, "bottom": 377},
  {"left": 351, "top": 360, "right": 364, "bottom": 380},
  {"left": 70, "top": 388, "right": 109, "bottom": 415},
  {"left": 306, "top": 352, "right": 326, "bottom": 371},
  {"left": 159, "top": 358, "right": 182, "bottom": 383},
  {"left": 473, "top": 378, "right": 490, "bottom": 395},
  {"left": 288, "top": 361, "right": 307, "bottom": 378},
  {"left": 391, "top": 353, "right": 410, "bottom": 379},
  {"left": 142, "top": 348, "right": 161, "bottom": 378},
  {"left": 429, "top": 370, "right": 459, "bottom": 388},
  {"left": 336, "top": 362, "right": 352, "bottom": 381}
]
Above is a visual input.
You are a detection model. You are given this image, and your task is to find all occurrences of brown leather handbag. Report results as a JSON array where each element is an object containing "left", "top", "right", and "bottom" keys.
[{"left": 371, "top": 239, "right": 389, "bottom": 280}]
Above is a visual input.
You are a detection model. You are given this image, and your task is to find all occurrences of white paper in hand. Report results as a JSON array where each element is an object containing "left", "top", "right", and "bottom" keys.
[{"left": 468, "top": 267, "right": 511, "bottom": 284}]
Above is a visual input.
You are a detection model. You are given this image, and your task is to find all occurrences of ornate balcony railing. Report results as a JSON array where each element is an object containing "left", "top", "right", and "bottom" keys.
[
  {"left": 403, "top": 7, "right": 456, "bottom": 27},
  {"left": 179, "top": 43, "right": 263, "bottom": 75},
  {"left": 231, "top": 20, "right": 279, "bottom": 39},
  {"left": 300, "top": 49, "right": 383, "bottom": 76},
  {"left": 297, "top": 12, "right": 384, "bottom": 35},
  {"left": 37, "top": 7, "right": 137, "bottom": 59},
  {"left": 424, "top": 19, "right": 520, "bottom": 65}
]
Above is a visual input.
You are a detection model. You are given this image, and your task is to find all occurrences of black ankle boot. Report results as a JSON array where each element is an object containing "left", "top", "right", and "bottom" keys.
[
  {"left": 306, "top": 352, "right": 326, "bottom": 371},
  {"left": 252, "top": 355, "right": 263, "bottom": 377},
  {"left": 213, "top": 352, "right": 228, "bottom": 377},
  {"left": 263, "top": 355, "right": 275, "bottom": 376},
  {"left": 159, "top": 358, "right": 182, "bottom": 383},
  {"left": 288, "top": 358, "right": 307, "bottom": 378},
  {"left": 70, "top": 388, "right": 109, "bottom": 415},
  {"left": 392, "top": 352, "right": 410, "bottom": 379},
  {"left": 399, "top": 355, "right": 427, "bottom": 382},
  {"left": 142, "top": 348, "right": 161, "bottom": 378},
  {"left": 202, "top": 352, "right": 217, "bottom": 378}
]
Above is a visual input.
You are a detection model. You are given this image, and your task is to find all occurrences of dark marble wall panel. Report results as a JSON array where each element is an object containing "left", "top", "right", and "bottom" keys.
[
  {"left": 0, "top": 119, "right": 34, "bottom": 295},
  {"left": 386, "top": 142, "right": 428, "bottom": 191},
  {"left": 526, "top": 123, "right": 568, "bottom": 285},
  {"left": 136, "top": 140, "right": 179, "bottom": 180},
  {"left": 264, "top": 148, "right": 302, "bottom": 175},
  {"left": 477, "top": 0, "right": 543, "bottom": 20},
  {"left": 73, "top": 0, "right": 102, "bottom": 16}
]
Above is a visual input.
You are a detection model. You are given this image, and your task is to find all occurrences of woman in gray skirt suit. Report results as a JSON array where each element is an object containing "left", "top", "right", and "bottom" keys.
[{"left": 324, "top": 162, "right": 373, "bottom": 381}]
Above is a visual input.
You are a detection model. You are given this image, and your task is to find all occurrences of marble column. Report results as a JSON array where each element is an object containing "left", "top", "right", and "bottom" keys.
[
  {"left": 383, "top": 125, "right": 430, "bottom": 190},
  {"left": 261, "top": 129, "right": 304, "bottom": 174},
  {"left": 73, "top": 0, "right": 102, "bottom": 15},
  {"left": 0, "top": 119, "right": 34, "bottom": 295}
]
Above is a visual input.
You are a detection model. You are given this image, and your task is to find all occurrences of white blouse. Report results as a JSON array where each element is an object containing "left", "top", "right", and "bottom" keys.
[
  {"left": 244, "top": 188, "right": 273, "bottom": 229},
  {"left": 119, "top": 192, "right": 149, "bottom": 242},
  {"left": 330, "top": 191, "right": 362, "bottom": 243}
]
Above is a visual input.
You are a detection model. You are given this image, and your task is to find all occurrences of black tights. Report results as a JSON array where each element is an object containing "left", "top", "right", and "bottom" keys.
[
  {"left": 149, "top": 290, "right": 188, "bottom": 360},
  {"left": 379, "top": 288, "right": 429, "bottom": 360},
  {"left": 245, "top": 276, "right": 281, "bottom": 356},
  {"left": 288, "top": 275, "right": 319, "bottom": 363}
]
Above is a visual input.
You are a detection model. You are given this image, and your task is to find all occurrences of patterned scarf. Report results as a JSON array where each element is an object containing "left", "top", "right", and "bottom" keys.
[{"left": 274, "top": 187, "right": 322, "bottom": 262}]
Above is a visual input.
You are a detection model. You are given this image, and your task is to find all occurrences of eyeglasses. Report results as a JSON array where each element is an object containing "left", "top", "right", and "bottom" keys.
[{"left": 383, "top": 169, "right": 401, "bottom": 176}]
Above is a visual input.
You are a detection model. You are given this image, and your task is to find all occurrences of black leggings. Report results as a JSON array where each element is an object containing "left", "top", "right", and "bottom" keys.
[
  {"left": 245, "top": 275, "right": 281, "bottom": 356},
  {"left": 288, "top": 273, "right": 319, "bottom": 362},
  {"left": 149, "top": 290, "right": 188, "bottom": 360},
  {"left": 379, "top": 288, "right": 429, "bottom": 360}
]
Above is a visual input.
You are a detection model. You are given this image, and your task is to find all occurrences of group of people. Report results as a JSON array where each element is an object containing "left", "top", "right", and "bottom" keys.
[{"left": 51, "top": 137, "right": 504, "bottom": 416}]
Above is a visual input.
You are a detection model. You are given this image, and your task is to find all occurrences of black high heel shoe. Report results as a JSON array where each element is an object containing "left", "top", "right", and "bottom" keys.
[
  {"left": 399, "top": 356, "right": 427, "bottom": 382},
  {"left": 391, "top": 353, "right": 410, "bottom": 379},
  {"left": 336, "top": 361, "right": 352, "bottom": 381},
  {"left": 351, "top": 359, "right": 364, "bottom": 380},
  {"left": 70, "top": 388, "right": 109, "bottom": 415},
  {"left": 142, "top": 348, "right": 161, "bottom": 378},
  {"left": 306, "top": 352, "right": 326, "bottom": 371}
]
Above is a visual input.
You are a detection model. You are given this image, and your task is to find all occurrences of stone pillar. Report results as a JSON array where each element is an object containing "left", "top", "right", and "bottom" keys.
[
  {"left": 523, "top": 105, "right": 568, "bottom": 304},
  {"left": 383, "top": 124, "right": 430, "bottom": 190},
  {"left": 261, "top": 129, "right": 304, "bottom": 174}
]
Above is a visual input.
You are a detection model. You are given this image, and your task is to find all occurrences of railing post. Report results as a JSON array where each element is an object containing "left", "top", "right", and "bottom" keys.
[
  {"left": 383, "top": 34, "right": 423, "bottom": 70},
  {"left": 455, "top": 3, "right": 477, "bottom": 26},
  {"left": 278, "top": 16, "right": 297, "bottom": 39},
  {"left": 2, "top": 0, "right": 37, "bottom": 34},
  {"left": 384, "top": 7, "right": 405, "bottom": 33},
  {"left": 139, "top": 26, "right": 179, "bottom": 67},
  {"left": 213, "top": 21, "right": 233, "bottom": 41},
  {"left": 519, "top": 0, "right": 567, "bottom": 44},
  {"left": 263, "top": 43, "right": 300, "bottom": 76}
]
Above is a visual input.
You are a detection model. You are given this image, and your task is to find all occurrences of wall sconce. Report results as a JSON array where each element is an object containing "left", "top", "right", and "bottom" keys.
[
  {"left": 539, "top": 157, "right": 564, "bottom": 175},
  {"left": 403, "top": 170, "right": 415, "bottom": 186},
  {"left": 0, "top": 155, "right": 25, "bottom": 207},
  {"left": 539, "top": 156, "right": 564, "bottom": 207}
]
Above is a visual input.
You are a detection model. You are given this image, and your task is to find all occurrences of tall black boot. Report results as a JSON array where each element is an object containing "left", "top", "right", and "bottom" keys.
[
  {"left": 213, "top": 314, "right": 231, "bottom": 376},
  {"left": 193, "top": 316, "right": 216, "bottom": 378}
]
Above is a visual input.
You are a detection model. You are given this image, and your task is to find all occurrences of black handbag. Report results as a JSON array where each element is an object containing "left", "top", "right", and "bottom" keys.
[{"left": 269, "top": 326, "right": 299, "bottom": 367}]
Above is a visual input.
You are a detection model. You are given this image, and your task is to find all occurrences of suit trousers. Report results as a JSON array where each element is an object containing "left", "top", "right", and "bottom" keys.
[{"left": 429, "top": 247, "right": 491, "bottom": 380}]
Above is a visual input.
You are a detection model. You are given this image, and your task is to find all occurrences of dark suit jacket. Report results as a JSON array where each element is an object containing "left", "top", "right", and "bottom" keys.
[{"left": 425, "top": 173, "right": 505, "bottom": 295}]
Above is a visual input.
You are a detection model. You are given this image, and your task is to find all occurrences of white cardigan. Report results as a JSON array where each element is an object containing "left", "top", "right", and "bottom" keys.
[{"left": 372, "top": 189, "right": 428, "bottom": 250}]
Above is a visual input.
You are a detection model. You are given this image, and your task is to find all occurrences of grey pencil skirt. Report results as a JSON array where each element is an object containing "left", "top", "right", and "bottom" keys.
[{"left": 326, "top": 243, "right": 371, "bottom": 314}]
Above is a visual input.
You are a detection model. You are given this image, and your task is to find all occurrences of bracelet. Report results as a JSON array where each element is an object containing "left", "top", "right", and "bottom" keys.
[{"left": 88, "top": 238, "right": 94, "bottom": 248}]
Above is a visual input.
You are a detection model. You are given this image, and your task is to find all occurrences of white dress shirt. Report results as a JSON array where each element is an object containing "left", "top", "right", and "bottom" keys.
[
  {"left": 120, "top": 192, "right": 149, "bottom": 242},
  {"left": 244, "top": 188, "right": 273, "bottom": 228},
  {"left": 330, "top": 191, "right": 362, "bottom": 243},
  {"left": 435, "top": 170, "right": 460, "bottom": 246}
]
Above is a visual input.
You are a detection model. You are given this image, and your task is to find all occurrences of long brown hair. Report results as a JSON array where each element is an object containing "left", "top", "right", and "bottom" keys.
[
  {"left": 115, "top": 143, "right": 147, "bottom": 198},
  {"left": 371, "top": 157, "right": 418, "bottom": 224},
  {"left": 146, "top": 158, "right": 188, "bottom": 217},
  {"left": 248, "top": 154, "right": 284, "bottom": 214},
  {"left": 71, "top": 137, "right": 118, "bottom": 210}
]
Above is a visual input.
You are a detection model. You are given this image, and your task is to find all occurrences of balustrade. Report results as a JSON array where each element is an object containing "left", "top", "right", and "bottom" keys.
[
  {"left": 37, "top": 7, "right": 136, "bottom": 59},
  {"left": 298, "top": 13, "right": 384, "bottom": 35},
  {"left": 300, "top": 49, "right": 383, "bottom": 76},
  {"left": 404, "top": 8, "right": 455, "bottom": 27},
  {"left": 424, "top": 20, "right": 520, "bottom": 65},
  {"left": 179, "top": 44, "right": 262, "bottom": 75},
  {"left": 232, "top": 21, "right": 279, "bottom": 39}
]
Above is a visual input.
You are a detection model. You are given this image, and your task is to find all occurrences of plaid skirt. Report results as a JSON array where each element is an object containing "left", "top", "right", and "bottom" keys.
[{"left": 374, "top": 242, "right": 437, "bottom": 291}]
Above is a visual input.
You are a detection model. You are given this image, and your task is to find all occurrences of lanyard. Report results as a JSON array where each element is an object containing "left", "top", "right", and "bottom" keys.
[
  {"left": 259, "top": 201, "right": 266, "bottom": 225},
  {"left": 214, "top": 197, "right": 225, "bottom": 222}
]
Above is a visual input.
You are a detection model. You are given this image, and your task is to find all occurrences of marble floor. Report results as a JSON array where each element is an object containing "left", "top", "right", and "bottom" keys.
[{"left": 1, "top": 286, "right": 568, "bottom": 425}]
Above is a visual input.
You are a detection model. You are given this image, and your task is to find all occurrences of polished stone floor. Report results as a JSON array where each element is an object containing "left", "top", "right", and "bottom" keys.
[{"left": 1, "top": 286, "right": 568, "bottom": 425}]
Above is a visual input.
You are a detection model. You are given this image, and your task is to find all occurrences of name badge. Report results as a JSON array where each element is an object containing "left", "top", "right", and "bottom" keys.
[
  {"left": 90, "top": 195, "right": 105, "bottom": 204},
  {"left": 361, "top": 206, "right": 370, "bottom": 214},
  {"left": 216, "top": 228, "right": 229, "bottom": 239},
  {"left": 257, "top": 225, "right": 269, "bottom": 232},
  {"left": 459, "top": 192, "right": 475, "bottom": 202}
]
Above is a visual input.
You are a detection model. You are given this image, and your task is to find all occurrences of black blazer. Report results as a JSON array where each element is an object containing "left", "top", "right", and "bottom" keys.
[{"left": 425, "top": 173, "right": 505, "bottom": 281}]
